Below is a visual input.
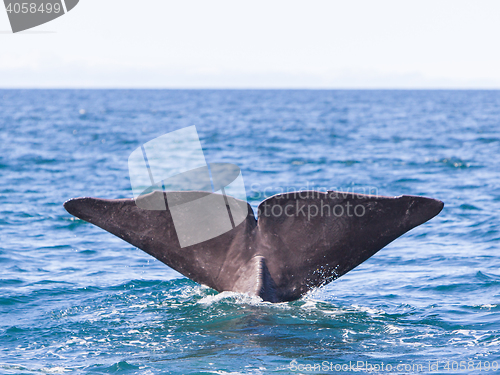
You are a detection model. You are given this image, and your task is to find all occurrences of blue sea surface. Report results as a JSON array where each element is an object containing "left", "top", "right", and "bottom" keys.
[{"left": 1, "top": 90, "right": 499, "bottom": 374}]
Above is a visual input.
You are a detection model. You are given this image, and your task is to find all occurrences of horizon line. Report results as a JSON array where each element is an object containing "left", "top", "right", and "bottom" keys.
[{"left": 1, "top": 87, "right": 500, "bottom": 90}]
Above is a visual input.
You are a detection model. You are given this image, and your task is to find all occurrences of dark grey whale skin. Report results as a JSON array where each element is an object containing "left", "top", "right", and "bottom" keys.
[{"left": 64, "top": 191, "right": 444, "bottom": 303}]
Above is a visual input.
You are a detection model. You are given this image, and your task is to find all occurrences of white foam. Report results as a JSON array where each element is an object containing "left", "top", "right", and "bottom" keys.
[
  {"left": 40, "top": 367, "right": 71, "bottom": 373},
  {"left": 198, "top": 291, "right": 265, "bottom": 305}
]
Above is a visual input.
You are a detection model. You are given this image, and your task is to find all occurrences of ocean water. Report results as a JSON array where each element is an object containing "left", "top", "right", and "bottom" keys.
[{"left": 0, "top": 89, "right": 499, "bottom": 374}]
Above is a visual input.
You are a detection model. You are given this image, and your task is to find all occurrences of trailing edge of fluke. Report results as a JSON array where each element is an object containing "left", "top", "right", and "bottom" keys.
[{"left": 64, "top": 190, "right": 444, "bottom": 303}]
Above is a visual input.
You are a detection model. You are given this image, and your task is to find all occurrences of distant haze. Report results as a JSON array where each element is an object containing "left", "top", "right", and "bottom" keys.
[{"left": 1, "top": 0, "right": 500, "bottom": 88}]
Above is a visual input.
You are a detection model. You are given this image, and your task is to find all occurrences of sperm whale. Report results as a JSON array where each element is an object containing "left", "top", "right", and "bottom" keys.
[{"left": 64, "top": 190, "right": 443, "bottom": 302}]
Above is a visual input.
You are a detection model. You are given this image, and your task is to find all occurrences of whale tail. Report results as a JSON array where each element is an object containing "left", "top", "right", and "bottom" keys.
[{"left": 64, "top": 190, "right": 443, "bottom": 302}]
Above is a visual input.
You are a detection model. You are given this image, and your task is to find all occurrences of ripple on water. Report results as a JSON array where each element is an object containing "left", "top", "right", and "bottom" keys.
[{"left": 1, "top": 90, "right": 500, "bottom": 373}]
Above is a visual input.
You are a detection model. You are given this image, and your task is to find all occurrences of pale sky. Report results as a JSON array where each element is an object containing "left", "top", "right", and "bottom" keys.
[{"left": 1, "top": 0, "right": 500, "bottom": 88}]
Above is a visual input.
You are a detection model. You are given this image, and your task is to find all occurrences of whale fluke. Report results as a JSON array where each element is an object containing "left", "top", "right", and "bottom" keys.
[{"left": 64, "top": 190, "right": 443, "bottom": 302}]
